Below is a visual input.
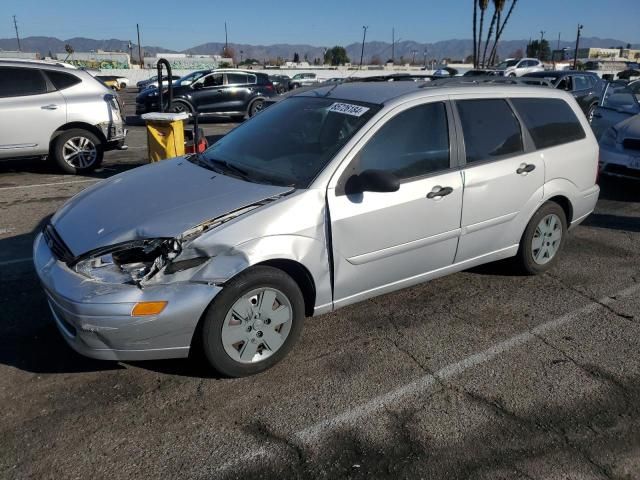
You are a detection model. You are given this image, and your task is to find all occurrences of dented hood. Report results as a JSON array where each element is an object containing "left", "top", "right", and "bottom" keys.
[{"left": 51, "top": 158, "right": 292, "bottom": 256}]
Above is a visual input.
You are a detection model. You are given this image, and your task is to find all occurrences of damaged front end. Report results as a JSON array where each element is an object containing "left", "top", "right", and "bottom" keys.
[{"left": 69, "top": 197, "right": 284, "bottom": 288}]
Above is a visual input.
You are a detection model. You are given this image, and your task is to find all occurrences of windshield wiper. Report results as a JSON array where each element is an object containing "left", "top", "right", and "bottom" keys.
[{"left": 207, "top": 158, "right": 254, "bottom": 182}]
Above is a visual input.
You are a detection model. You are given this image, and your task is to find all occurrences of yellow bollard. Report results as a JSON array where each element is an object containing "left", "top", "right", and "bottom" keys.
[{"left": 141, "top": 112, "right": 189, "bottom": 162}]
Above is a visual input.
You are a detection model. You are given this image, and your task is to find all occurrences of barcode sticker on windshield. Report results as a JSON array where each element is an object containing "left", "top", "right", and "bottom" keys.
[{"left": 328, "top": 102, "right": 370, "bottom": 117}]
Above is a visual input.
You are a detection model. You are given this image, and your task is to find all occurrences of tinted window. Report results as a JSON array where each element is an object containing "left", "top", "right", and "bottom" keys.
[
  {"left": 0, "top": 67, "right": 47, "bottom": 97},
  {"left": 356, "top": 102, "right": 450, "bottom": 179},
  {"left": 512, "top": 98, "right": 586, "bottom": 149},
  {"left": 202, "top": 73, "right": 223, "bottom": 87},
  {"left": 572, "top": 75, "right": 590, "bottom": 91},
  {"left": 201, "top": 97, "right": 379, "bottom": 188},
  {"left": 46, "top": 70, "right": 81, "bottom": 90},
  {"left": 600, "top": 82, "right": 640, "bottom": 113},
  {"left": 226, "top": 73, "right": 248, "bottom": 84},
  {"left": 457, "top": 99, "right": 524, "bottom": 164}
]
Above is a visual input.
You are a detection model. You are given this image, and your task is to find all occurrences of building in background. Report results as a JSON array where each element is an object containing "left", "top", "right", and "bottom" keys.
[
  {"left": 54, "top": 50, "right": 131, "bottom": 69},
  {"left": 143, "top": 53, "right": 233, "bottom": 70},
  {"left": 0, "top": 50, "right": 39, "bottom": 60}
]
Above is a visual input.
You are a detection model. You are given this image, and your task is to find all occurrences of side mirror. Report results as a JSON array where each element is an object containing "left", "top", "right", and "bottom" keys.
[{"left": 345, "top": 169, "right": 400, "bottom": 194}]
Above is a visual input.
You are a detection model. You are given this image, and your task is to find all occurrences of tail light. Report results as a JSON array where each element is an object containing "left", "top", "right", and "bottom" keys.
[{"left": 265, "top": 83, "right": 274, "bottom": 92}]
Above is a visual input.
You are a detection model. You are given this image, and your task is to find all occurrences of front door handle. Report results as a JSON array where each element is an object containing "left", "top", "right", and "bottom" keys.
[
  {"left": 427, "top": 186, "right": 453, "bottom": 199},
  {"left": 41, "top": 104, "right": 58, "bottom": 110},
  {"left": 517, "top": 163, "right": 536, "bottom": 175}
]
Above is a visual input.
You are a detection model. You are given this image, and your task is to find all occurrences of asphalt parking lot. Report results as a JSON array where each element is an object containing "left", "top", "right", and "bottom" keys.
[{"left": 1, "top": 89, "right": 640, "bottom": 479}]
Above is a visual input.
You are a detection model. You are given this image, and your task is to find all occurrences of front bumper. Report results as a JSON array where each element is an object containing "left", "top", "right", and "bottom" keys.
[{"left": 33, "top": 233, "right": 222, "bottom": 361}]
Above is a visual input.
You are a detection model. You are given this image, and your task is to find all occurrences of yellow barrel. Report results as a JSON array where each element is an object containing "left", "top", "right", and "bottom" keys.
[{"left": 141, "top": 112, "right": 190, "bottom": 162}]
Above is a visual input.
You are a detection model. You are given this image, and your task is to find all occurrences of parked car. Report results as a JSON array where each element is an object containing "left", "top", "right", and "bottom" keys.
[
  {"left": 496, "top": 58, "right": 545, "bottom": 77},
  {"left": 35, "top": 81, "right": 598, "bottom": 377},
  {"left": 115, "top": 76, "right": 130, "bottom": 89},
  {"left": 523, "top": 71, "right": 601, "bottom": 120},
  {"left": 289, "top": 72, "right": 318, "bottom": 89},
  {"left": 96, "top": 75, "right": 122, "bottom": 91},
  {"left": 591, "top": 81, "right": 640, "bottom": 179},
  {"left": 135, "top": 69, "right": 276, "bottom": 119},
  {"left": 0, "top": 60, "right": 127, "bottom": 174},
  {"left": 463, "top": 69, "right": 501, "bottom": 76},
  {"left": 136, "top": 74, "right": 181, "bottom": 92},
  {"left": 268, "top": 74, "right": 291, "bottom": 94},
  {"left": 591, "top": 80, "right": 640, "bottom": 140}
]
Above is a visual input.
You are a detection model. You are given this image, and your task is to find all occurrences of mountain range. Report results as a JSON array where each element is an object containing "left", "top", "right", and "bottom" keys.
[{"left": 1, "top": 36, "right": 638, "bottom": 63}]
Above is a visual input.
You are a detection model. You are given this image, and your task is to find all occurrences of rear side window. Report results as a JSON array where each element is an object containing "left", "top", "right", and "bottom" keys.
[
  {"left": 226, "top": 73, "right": 248, "bottom": 85},
  {"left": 45, "top": 70, "right": 81, "bottom": 90},
  {"left": 356, "top": 102, "right": 450, "bottom": 180},
  {"left": 0, "top": 67, "right": 47, "bottom": 97},
  {"left": 511, "top": 98, "right": 586, "bottom": 149},
  {"left": 456, "top": 99, "right": 524, "bottom": 164}
]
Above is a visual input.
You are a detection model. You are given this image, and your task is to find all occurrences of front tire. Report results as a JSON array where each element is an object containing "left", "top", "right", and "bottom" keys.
[
  {"left": 201, "top": 266, "right": 305, "bottom": 377},
  {"left": 51, "top": 129, "right": 103, "bottom": 174},
  {"left": 516, "top": 202, "right": 567, "bottom": 275}
]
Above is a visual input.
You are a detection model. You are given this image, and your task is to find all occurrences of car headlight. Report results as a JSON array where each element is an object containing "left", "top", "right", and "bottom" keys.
[
  {"left": 74, "top": 239, "right": 180, "bottom": 284},
  {"left": 600, "top": 127, "right": 618, "bottom": 147}
]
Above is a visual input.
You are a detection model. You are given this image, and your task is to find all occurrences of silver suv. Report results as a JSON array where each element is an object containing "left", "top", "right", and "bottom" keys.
[{"left": 0, "top": 60, "right": 127, "bottom": 174}]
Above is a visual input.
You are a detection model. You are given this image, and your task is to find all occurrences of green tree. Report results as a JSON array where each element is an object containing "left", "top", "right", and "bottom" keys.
[
  {"left": 472, "top": 0, "right": 478, "bottom": 67},
  {"left": 482, "top": 0, "right": 505, "bottom": 66},
  {"left": 293, "top": 52, "right": 300, "bottom": 63},
  {"left": 526, "top": 39, "right": 550, "bottom": 61},
  {"left": 324, "top": 46, "right": 350, "bottom": 66},
  {"left": 488, "top": 0, "right": 518, "bottom": 65}
]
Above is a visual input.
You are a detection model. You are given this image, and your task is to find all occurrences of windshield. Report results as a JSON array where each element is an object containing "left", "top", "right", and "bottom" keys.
[
  {"left": 497, "top": 60, "right": 519, "bottom": 69},
  {"left": 195, "top": 96, "right": 380, "bottom": 188},
  {"left": 601, "top": 82, "right": 640, "bottom": 113}
]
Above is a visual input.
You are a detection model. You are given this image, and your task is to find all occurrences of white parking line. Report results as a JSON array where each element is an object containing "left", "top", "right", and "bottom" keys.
[
  {"left": 0, "top": 257, "right": 33, "bottom": 267},
  {"left": 215, "top": 282, "right": 640, "bottom": 473},
  {"left": 0, "top": 179, "right": 98, "bottom": 191}
]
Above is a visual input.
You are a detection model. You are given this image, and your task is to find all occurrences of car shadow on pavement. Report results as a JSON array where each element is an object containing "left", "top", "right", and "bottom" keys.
[
  {"left": 0, "top": 156, "right": 145, "bottom": 178},
  {"left": 598, "top": 176, "right": 640, "bottom": 203}
]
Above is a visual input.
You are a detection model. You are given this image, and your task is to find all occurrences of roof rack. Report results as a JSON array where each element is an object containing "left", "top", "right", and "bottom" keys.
[{"left": 419, "top": 76, "right": 552, "bottom": 88}]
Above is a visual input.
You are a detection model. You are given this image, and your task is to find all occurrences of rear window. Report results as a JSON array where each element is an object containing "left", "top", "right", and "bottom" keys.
[
  {"left": 46, "top": 70, "right": 82, "bottom": 90},
  {"left": 226, "top": 73, "right": 248, "bottom": 84},
  {"left": 511, "top": 98, "right": 586, "bottom": 149},
  {"left": 0, "top": 67, "right": 47, "bottom": 97},
  {"left": 456, "top": 99, "right": 524, "bottom": 164}
]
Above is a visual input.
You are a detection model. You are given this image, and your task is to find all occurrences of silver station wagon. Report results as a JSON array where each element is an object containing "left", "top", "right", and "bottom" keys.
[{"left": 34, "top": 82, "right": 600, "bottom": 377}]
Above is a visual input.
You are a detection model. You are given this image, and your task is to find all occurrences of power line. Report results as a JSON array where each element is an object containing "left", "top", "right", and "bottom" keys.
[{"left": 13, "top": 15, "right": 21, "bottom": 51}]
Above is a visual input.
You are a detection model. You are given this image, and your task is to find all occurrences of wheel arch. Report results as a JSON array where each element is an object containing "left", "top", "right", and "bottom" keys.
[
  {"left": 546, "top": 195, "right": 574, "bottom": 224},
  {"left": 50, "top": 122, "right": 106, "bottom": 148},
  {"left": 247, "top": 96, "right": 267, "bottom": 115},
  {"left": 254, "top": 259, "right": 316, "bottom": 318}
]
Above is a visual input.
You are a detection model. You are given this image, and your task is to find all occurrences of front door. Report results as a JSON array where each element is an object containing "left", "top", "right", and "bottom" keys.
[
  {"left": 190, "top": 72, "right": 224, "bottom": 113},
  {"left": 0, "top": 66, "right": 66, "bottom": 158},
  {"left": 328, "top": 100, "right": 463, "bottom": 308}
]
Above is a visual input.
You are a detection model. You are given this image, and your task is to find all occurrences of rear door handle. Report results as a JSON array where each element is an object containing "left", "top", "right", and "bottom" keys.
[
  {"left": 41, "top": 104, "right": 58, "bottom": 110},
  {"left": 427, "top": 186, "right": 453, "bottom": 199},
  {"left": 517, "top": 163, "right": 536, "bottom": 175}
]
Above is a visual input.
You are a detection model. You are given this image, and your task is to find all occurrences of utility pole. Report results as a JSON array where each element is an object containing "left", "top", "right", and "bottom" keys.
[
  {"left": 225, "top": 21, "right": 229, "bottom": 55},
  {"left": 411, "top": 49, "right": 418, "bottom": 65},
  {"left": 539, "top": 30, "right": 545, "bottom": 60},
  {"left": 136, "top": 24, "right": 143, "bottom": 69},
  {"left": 360, "top": 25, "right": 368, "bottom": 69},
  {"left": 391, "top": 27, "right": 395, "bottom": 64},
  {"left": 573, "top": 24, "right": 583, "bottom": 69},
  {"left": 13, "top": 15, "right": 21, "bottom": 51},
  {"left": 557, "top": 32, "right": 561, "bottom": 51},
  {"left": 423, "top": 48, "right": 428, "bottom": 67}
]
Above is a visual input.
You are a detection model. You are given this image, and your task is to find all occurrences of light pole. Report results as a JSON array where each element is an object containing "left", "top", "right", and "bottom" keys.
[
  {"left": 539, "top": 30, "right": 545, "bottom": 60},
  {"left": 423, "top": 49, "right": 428, "bottom": 67},
  {"left": 240, "top": 50, "right": 244, "bottom": 64},
  {"left": 573, "top": 24, "right": 583, "bottom": 69},
  {"left": 411, "top": 49, "right": 418, "bottom": 65},
  {"left": 360, "top": 26, "right": 368, "bottom": 69}
]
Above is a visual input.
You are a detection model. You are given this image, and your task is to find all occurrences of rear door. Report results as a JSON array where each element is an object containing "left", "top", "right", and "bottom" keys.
[
  {"left": 569, "top": 74, "right": 596, "bottom": 113},
  {"left": 328, "top": 98, "right": 464, "bottom": 307},
  {"left": 453, "top": 97, "right": 544, "bottom": 262},
  {"left": 218, "top": 73, "right": 252, "bottom": 113},
  {"left": 0, "top": 66, "right": 66, "bottom": 158}
]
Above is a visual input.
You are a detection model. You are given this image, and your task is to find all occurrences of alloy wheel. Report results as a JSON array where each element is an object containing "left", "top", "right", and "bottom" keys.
[
  {"left": 531, "top": 213, "right": 562, "bottom": 265},
  {"left": 62, "top": 136, "right": 98, "bottom": 169},
  {"left": 221, "top": 287, "right": 293, "bottom": 364}
]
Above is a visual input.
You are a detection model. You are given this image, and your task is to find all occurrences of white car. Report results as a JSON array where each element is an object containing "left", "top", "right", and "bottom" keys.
[
  {"left": 593, "top": 82, "right": 640, "bottom": 179},
  {"left": 497, "top": 58, "right": 545, "bottom": 77}
]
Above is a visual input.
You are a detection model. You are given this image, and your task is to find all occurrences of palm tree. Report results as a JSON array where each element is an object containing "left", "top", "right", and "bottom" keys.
[
  {"left": 489, "top": 0, "right": 518, "bottom": 65},
  {"left": 472, "top": 0, "right": 478, "bottom": 67},
  {"left": 476, "top": 0, "right": 490, "bottom": 68},
  {"left": 482, "top": 0, "right": 505, "bottom": 67}
]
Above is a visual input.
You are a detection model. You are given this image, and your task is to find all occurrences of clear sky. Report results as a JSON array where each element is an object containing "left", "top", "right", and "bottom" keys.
[{"left": 1, "top": 0, "right": 638, "bottom": 50}]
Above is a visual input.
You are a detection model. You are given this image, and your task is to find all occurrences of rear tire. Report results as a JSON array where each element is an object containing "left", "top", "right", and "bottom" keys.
[
  {"left": 248, "top": 99, "right": 265, "bottom": 117},
  {"left": 200, "top": 266, "right": 305, "bottom": 377},
  {"left": 51, "top": 129, "right": 103, "bottom": 174},
  {"left": 515, "top": 202, "right": 567, "bottom": 275}
]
